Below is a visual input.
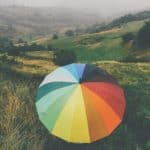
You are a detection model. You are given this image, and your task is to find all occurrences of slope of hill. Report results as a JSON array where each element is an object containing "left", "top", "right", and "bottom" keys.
[
  {"left": 86, "top": 10, "right": 150, "bottom": 33},
  {"left": 41, "top": 18, "right": 150, "bottom": 62},
  {"left": 110, "top": 10, "right": 150, "bottom": 27},
  {"left": 0, "top": 7, "right": 150, "bottom": 150},
  {"left": 0, "top": 50, "right": 149, "bottom": 149},
  {"left": 0, "top": 6, "right": 102, "bottom": 39}
]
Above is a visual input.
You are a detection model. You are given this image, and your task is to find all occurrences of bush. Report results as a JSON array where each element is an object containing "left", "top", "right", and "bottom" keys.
[
  {"left": 52, "top": 34, "right": 58, "bottom": 40},
  {"left": 17, "top": 38, "right": 24, "bottom": 44},
  {"left": 0, "top": 54, "right": 8, "bottom": 61},
  {"left": 65, "top": 30, "right": 74, "bottom": 36},
  {"left": 0, "top": 37, "right": 13, "bottom": 52},
  {"left": 47, "top": 44, "right": 53, "bottom": 51},
  {"left": 136, "top": 22, "right": 150, "bottom": 49},
  {"left": 17, "top": 43, "right": 45, "bottom": 51},
  {"left": 30, "top": 43, "right": 45, "bottom": 51},
  {"left": 122, "top": 32, "right": 135, "bottom": 43},
  {"left": 7, "top": 46, "right": 20, "bottom": 56},
  {"left": 53, "top": 50, "right": 76, "bottom": 66}
]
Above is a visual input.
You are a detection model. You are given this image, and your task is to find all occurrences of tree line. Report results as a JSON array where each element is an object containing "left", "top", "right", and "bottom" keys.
[
  {"left": 0, "top": 38, "right": 45, "bottom": 56},
  {"left": 122, "top": 21, "right": 150, "bottom": 49}
]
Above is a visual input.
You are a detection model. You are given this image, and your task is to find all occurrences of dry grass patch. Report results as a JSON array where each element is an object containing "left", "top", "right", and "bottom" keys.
[
  {"left": 15, "top": 57, "right": 56, "bottom": 75},
  {"left": 87, "top": 42, "right": 102, "bottom": 49}
]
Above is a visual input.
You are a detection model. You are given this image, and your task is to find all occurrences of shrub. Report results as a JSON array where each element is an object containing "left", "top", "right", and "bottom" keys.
[
  {"left": 0, "top": 37, "right": 13, "bottom": 52},
  {"left": 136, "top": 22, "right": 150, "bottom": 49},
  {"left": 53, "top": 50, "right": 76, "bottom": 66},
  {"left": 17, "top": 38, "right": 24, "bottom": 44},
  {"left": 7, "top": 46, "right": 20, "bottom": 56},
  {"left": 122, "top": 32, "right": 135, "bottom": 43},
  {"left": 0, "top": 54, "right": 8, "bottom": 61},
  {"left": 30, "top": 43, "right": 45, "bottom": 51},
  {"left": 47, "top": 44, "right": 53, "bottom": 51},
  {"left": 52, "top": 34, "right": 58, "bottom": 40},
  {"left": 17, "top": 43, "right": 45, "bottom": 51},
  {"left": 65, "top": 30, "right": 74, "bottom": 36}
]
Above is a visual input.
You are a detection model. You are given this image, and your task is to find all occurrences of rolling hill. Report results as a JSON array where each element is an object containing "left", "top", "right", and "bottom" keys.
[
  {"left": 0, "top": 50, "right": 149, "bottom": 149},
  {"left": 0, "top": 7, "right": 150, "bottom": 150},
  {"left": 0, "top": 6, "right": 102, "bottom": 39},
  {"left": 38, "top": 18, "right": 150, "bottom": 62}
]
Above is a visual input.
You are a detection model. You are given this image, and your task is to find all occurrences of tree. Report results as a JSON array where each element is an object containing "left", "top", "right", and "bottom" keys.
[
  {"left": 111, "top": 14, "right": 135, "bottom": 27},
  {"left": 0, "top": 37, "right": 13, "bottom": 52},
  {"left": 136, "top": 22, "right": 150, "bottom": 49},
  {"left": 17, "top": 38, "right": 24, "bottom": 43},
  {"left": 7, "top": 46, "right": 20, "bottom": 56},
  {"left": 122, "top": 32, "right": 135, "bottom": 43},
  {"left": 65, "top": 30, "right": 74, "bottom": 36},
  {"left": 53, "top": 50, "right": 76, "bottom": 66},
  {"left": 52, "top": 34, "right": 58, "bottom": 40},
  {"left": 47, "top": 44, "right": 53, "bottom": 51}
]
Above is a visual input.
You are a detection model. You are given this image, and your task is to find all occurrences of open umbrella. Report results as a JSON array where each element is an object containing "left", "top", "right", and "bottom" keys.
[{"left": 36, "top": 63, "right": 126, "bottom": 143}]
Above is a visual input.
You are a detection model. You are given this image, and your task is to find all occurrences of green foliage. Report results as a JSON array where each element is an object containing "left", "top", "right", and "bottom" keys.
[
  {"left": 136, "top": 22, "right": 150, "bottom": 49},
  {"left": 53, "top": 50, "right": 76, "bottom": 66},
  {"left": 48, "top": 35, "right": 125, "bottom": 62},
  {"left": 0, "top": 37, "right": 13, "bottom": 52},
  {"left": 122, "top": 32, "right": 135, "bottom": 43},
  {"left": 0, "top": 11, "right": 150, "bottom": 149},
  {"left": 47, "top": 18, "right": 150, "bottom": 62},
  {"left": 145, "top": 141, "right": 150, "bottom": 150},
  {"left": 111, "top": 14, "right": 136, "bottom": 27},
  {"left": 65, "top": 30, "right": 74, "bottom": 36},
  {"left": 7, "top": 46, "right": 20, "bottom": 56},
  {"left": 122, "top": 53, "right": 150, "bottom": 62},
  {"left": 0, "top": 57, "right": 149, "bottom": 149},
  {"left": 77, "top": 36, "right": 104, "bottom": 45},
  {"left": 85, "top": 23, "right": 106, "bottom": 33},
  {"left": 47, "top": 44, "right": 53, "bottom": 51},
  {"left": 0, "top": 37, "right": 45, "bottom": 56},
  {"left": 29, "top": 43, "right": 45, "bottom": 51},
  {"left": 85, "top": 11, "right": 150, "bottom": 34},
  {"left": 0, "top": 37, "right": 20, "bottom": 56},
  {"left": 52, "top": 34, "right": 59, "bottom": 40},
  {"left": 16, "top": 43, "right": 45, "bottom": 52},
  {"left": 17, "top": 38, "right": 25, "bottom": 44}
]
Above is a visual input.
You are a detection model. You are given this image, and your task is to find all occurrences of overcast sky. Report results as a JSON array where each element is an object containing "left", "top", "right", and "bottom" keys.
[{"left": 0, "top": 0, "right": 150, "bottom": 16}]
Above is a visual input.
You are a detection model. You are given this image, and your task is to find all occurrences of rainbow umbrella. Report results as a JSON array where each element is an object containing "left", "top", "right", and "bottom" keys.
[{"left": 36, "top": 63, "right": 126, "bottom": 143}]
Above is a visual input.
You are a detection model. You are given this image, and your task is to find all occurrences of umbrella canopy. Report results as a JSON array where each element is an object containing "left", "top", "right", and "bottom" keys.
[{"left": 36, "top": 63, "right": 126, "bottom": 143}]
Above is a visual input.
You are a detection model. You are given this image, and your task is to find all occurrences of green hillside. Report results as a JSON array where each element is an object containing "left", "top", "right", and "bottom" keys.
[
  {"left": 0, "top": 6, "right": 101, "bottom": 40},
  {"left": 42, "top": 19, "right": 150, "bottom": 62},
  {"left": 0, "top": 10, "right": 150, "bottom": 150},
  {"left": 0, "top": 51, "right": 150, "bottom": 149}
]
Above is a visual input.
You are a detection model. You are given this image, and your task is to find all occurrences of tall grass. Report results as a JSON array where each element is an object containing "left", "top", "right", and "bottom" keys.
[
  {"left": 0, "top": 60, "right": 150, "bottom": 150},
  {"left": 0, "top": 81, "right": 48, "bottom": 150}
]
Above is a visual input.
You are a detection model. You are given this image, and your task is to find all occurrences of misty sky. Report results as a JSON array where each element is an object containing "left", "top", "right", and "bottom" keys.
[{"left": 0, "top": 0, "right": 150, "bottom": 16}]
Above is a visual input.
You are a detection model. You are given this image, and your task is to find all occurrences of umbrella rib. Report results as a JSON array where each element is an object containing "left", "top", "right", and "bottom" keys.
[
  {"left": 36, "top": 82, "right": 77, "bottom": 102},
  {"left": 38, "top": 84, "right": 78, "bottom": 132},
  {"left": 82, "top": 82, "right": 125, "bottom": 119},
  {"left": 81, "top": 84, "right": 122, "bottom": 134}
]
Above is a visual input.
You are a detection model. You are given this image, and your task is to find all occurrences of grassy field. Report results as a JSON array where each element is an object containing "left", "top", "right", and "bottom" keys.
[
  {"left": 0, "top": 16, "right": 150, "bottom": 150},
  {"left": 38, "top": 19, "right": 150, "bottom": 62},
  {"left": 0, "top": 50, "right": 150, "bottom": 149}
]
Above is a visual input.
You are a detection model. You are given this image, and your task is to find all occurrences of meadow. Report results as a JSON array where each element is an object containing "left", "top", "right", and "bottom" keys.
[
  {"left": 44, "top": 19, "right": 150, "bottom": 62},
  {"left": 0, "top": 49, "right": 150, "bottom": 150},
  {"left": 0, "top": 15, "right": 150, "bottom": 150}
]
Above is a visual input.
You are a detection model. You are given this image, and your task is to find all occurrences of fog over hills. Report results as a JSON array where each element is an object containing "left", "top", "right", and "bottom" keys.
[
  {"left": 0, "top": 6, "right": 104, "bottom": 38},
  {"left": 1, "top": 0, "right": 150, "bottom": 17},
  {"left": 0, "top": 2, "right": 149, "bottom": 38}
]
